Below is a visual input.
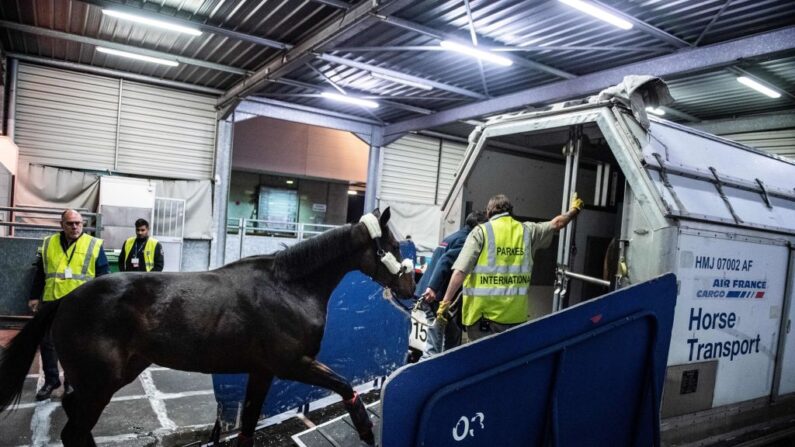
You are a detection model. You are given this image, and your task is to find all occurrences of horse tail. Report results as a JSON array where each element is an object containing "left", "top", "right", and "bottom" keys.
[{"left": 0, "top": 300, "right": 61, "bottom": 412}]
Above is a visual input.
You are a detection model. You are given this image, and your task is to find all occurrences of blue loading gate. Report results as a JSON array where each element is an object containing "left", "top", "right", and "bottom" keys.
[{"left": 378, "top": 273, "right": 677, "bottom": 447}]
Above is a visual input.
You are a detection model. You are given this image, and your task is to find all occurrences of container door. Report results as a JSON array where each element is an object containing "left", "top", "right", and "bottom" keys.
[{"left": 774, "top": 246, "right": 795, "bottom": 396}]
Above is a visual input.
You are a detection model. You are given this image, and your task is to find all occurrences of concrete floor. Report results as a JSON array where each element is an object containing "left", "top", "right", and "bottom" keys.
[{"left": 0, "top": 329, "right": 218, "bottom": 447}]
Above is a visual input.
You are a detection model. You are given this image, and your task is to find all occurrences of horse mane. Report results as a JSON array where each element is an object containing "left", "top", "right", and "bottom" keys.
[{"left": 272, "top": 223, "right": 356, "bottom": 281}]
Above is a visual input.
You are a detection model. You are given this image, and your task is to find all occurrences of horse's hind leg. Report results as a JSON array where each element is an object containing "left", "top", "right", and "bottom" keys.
[
  {"left": 281, "top": 357, "right": 374, "bottom": 445},
  {"left": 236, "top": 372, "right": 274, "bottom": 447},
  {"left": 60, "top": 388, "right": 113, "bottom": 447},
  {"left": 61, "top": 353, "right": 150, "bottom": 447}
]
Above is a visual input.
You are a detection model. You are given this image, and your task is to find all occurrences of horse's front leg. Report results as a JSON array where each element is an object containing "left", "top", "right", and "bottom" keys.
[
  {"left": 281, "top": 356, "right": 374, "bottom": 445},
  {"left": 236, "top": 372, "right": 274, "bottom": 447}
]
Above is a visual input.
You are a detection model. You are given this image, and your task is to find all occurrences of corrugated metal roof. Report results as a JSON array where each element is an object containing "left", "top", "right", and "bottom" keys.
[{"left": 0, "top": 0, "right": 793, "bottom": 127}]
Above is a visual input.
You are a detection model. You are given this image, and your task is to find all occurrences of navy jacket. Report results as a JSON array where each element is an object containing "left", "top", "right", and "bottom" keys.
[{"left": 415, "top": 225, "right": 472, "bottom": 307}]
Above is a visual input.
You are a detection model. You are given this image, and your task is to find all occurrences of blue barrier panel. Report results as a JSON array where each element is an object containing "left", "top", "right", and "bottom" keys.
[
  {"left": 212, "top": 241, "right": 415, "bottom": 422},
  {"left": 380, "top": 273, "right": 677, "bottom": 447}
]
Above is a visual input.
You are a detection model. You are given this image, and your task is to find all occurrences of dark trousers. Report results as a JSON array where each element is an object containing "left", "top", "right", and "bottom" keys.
[{"left": 40, "top": 328, "right": 61, "bottom": 386}]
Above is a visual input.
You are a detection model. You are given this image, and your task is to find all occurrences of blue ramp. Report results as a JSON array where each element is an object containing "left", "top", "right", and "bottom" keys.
[{"left": 380, "top": 273, "right": 677, "bottom": 447}]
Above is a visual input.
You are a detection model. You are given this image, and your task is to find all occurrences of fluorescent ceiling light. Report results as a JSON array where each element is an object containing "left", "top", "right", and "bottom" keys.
[
  {"left": 321, "top": 92, "right": 379, "bottom": 109},
  {"left": 439, "top": 40, "right": 513, "bottom": 67},
  {"left": 348, "top": 190, "right": 358, "bottom": 195},
  {"left": 103, "top": 9, "right": 202, "bottom": 36},
  {"left": 285, "top": 180, "right": 294, "bottom": 185},
  {"left": 736, "top": 76, "right": 782, "bottom": 99},
  {"left": 645, "top": 107, "right": 665, "bottom": 116},
  {"left": 370, "top": 72, "right": 433, "bottom": 91},
  {"left": 558, "top": 0, "right": 633, "bottom": 30},
  {"left": 96, "top": 47, "right": 178, "bottom": 67}
]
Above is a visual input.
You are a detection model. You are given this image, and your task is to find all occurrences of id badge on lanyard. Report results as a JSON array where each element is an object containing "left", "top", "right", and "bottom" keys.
[
  {"left": 64, "top": 267, "right": 73, "bottom": 279},
  {"left": 131, "top": 257, "right": 140, "bottom": 268}
]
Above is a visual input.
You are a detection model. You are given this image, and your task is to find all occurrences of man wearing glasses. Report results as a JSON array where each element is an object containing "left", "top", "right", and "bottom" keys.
[{"left": 28, "top": 209, "right": 109, "bottom": 400}]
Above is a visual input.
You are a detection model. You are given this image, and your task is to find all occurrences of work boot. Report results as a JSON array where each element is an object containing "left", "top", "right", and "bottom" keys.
[
  {"left": 63, "top": 382, "right": 74, "bottom": 396},
  {"left": 35, "top": 382, "right": 60, "bottom": 401}
]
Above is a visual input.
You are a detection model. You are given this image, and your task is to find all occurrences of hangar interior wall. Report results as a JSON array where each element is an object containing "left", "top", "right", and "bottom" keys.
[
  {"left": 377, "top": 134, "right": 467, "bottom": 252},
  {"left": 13, "top": 63, "right": 217, "bottom": 180}
]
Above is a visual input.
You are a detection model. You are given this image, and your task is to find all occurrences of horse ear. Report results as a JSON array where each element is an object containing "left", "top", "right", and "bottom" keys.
[
  {"left": 379, "top": 207, "right": 391, "bottom": 226},
  {"left": 371, "top": 208, "right": 381, "bottom": 218}
]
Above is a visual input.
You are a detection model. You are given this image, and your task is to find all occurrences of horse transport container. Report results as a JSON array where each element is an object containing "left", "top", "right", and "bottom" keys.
[{"left": 435, "top": 101, "right": 795, "bottom": 442}]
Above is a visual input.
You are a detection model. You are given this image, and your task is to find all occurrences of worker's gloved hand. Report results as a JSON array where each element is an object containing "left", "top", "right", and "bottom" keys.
[
  {"left": 28, "top": 299, "right": 40, "bottom": 313},
  {"left": 435, "top": 300, "right": 451, "bottom": 324},
  {"left": 570, "top": 192, "right": 584, "bottom": 212}
]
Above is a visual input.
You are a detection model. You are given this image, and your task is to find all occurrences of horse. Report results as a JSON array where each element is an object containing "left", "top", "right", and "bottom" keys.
[{"left": 0, "top": 208, "right": 414, "bottom": 446}]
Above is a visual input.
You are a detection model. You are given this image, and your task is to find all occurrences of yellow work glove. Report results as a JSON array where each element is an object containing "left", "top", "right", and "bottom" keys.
[
  {"left": 570, "top": 192, "right": 584, "bottom": 212},
  {"left": 436, "top": 300, "right": 451, "bottom": 324}
]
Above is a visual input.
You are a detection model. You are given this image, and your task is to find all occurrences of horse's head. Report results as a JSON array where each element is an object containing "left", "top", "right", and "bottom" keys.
[{"left": 356, "top": 208, "right": 416, "bottom": 299}]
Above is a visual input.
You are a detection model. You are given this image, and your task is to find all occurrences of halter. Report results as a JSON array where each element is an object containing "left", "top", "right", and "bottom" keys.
[{"left": 359, "top": 214, "right": 414, "bottom": 277}]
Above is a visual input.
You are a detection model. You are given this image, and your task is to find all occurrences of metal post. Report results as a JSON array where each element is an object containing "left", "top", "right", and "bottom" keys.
[
  {"left": 238, "top": 218, "right": 245, "bottom": 260},
  {"left": 364, "top": 126, "right": 383, "bottom": 213},
  {"left": 210, "top": 118, "right": 233, "bottom": 269},
  {"left": 6, "top": 58, "right": 18, "bottom": 141}
]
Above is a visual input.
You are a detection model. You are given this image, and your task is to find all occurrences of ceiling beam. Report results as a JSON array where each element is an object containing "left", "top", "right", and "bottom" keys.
[
  {"left": 315, "top": 53, "right": 486, "bottom": 99},
  {"left": 331, "top": 45, "right": 671, "bottom": 53},
  {"left": 372, "top": 14, "right": 576, "bottom": 79},
  {"left": 691, "top": 112, "right": 795, "bottom": 135},
  {"left": 218, "top": 0, "right": 418, "bottom": 110},
  {"left": 383, "top": 25, "right": 795, "bottom": 136},
  {"left": 236, "top": 98, "right": 379, "bottom": 134},
  {"left": 309, "top": 0, "right": 353, "bottom": 9},
  {"left": 76, "top": 0, "right": 291, "bottom": 49},
  {"left": 0, "top": 20, "right": 246, "bottom": 75}
]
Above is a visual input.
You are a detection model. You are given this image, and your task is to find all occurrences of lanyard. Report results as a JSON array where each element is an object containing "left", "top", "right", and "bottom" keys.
[
  {"left": 64, "top": 237, "right": 80, "bottom": 265},
  {"left": 133, "top": 238, "right": 147, "bottom": 258}
]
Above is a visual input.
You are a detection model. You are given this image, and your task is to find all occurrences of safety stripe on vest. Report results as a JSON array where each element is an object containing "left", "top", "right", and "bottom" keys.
[
  {"left": 81, "top": 237, "right": 98, "bottom": 276},
  {"left": 45, "top": 273, "right": 91, "bottom": 281},
  {"left": 484, "top": 221, "right": 496, "bottom": 266},
  {"left": 42, "top": 236, "right": 52, "bottom": 273},
  {"left": 522, "top": 224, "right": 531, "bottom": 269},
  {"left": 463, "top": 287, "right": 529, "bottom": 296},
  {"left": 473, "top": 264, "right": 532, "bottom": 274}
]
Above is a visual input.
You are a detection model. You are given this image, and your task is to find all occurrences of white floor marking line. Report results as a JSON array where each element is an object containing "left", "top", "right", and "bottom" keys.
[
  {"left": 29, "top": 401, "right": 57, "bottom": 447},
  {"left": 138, "top": 369, "right": 177, "bottom": 430}
]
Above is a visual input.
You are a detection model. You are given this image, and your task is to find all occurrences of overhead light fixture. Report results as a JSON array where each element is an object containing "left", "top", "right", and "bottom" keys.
[
  {"left": 645, "top": 107, "right": 665, "bottom": 116},
  {"left": 439, "top": 40, "right": 513, "bottom": 67},
  {"left": 96, "top": 47, "right": 179, "bottom": 67},
  {"left": 736, "top": 76, "right": 782, "bottom": 99},
  {"left": 321, "top": 92, "right": 379, "bottom": 109},
  {"left": 102, "top": 9, "right": 202, "bottom": 36},
  {"left": 370, "top": 72, "right": 433, "bottom": 91},
  {"left": 348, "top": 190, "right": 358, "bottom": 195},
  {"left": 558, "top": 0, "right": 634, "bottom": 30},
  {"left": 285, "top": 180, "right": 294, "bottom": 185}
]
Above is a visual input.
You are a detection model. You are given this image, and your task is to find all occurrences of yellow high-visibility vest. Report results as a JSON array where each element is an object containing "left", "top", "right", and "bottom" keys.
[
  {"left": 462, "top": 215, "right": 532, "bottom": 326},
  {"left": 42, "top": 233, "right": 103, "bottom": 301},
  {"left": 123, "top": 237, "right": 158, "bottom": 271}
]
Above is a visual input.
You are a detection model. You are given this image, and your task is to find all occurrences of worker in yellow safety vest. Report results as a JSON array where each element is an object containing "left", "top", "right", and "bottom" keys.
[
  {"left": 28, "top": 209, "right": 109, "bottom": 400},
  {"left": 119, "top": 218, "right": 164, "bottom": 272},
  {"left": 436, "top": 193, "right": 584, "bottom": 342}
]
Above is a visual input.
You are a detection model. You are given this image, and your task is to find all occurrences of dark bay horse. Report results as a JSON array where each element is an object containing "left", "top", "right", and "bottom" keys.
[{"left": 0, "top": 208, "right": 414, "bottom": 446}]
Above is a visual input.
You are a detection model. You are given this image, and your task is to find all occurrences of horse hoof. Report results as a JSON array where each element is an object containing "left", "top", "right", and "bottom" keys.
[
  {"left": 236, "top": 433, "right": 254, "bottom": 447},
  {"left": 359, "top": 429, "right": 375, "bottom": 445}
]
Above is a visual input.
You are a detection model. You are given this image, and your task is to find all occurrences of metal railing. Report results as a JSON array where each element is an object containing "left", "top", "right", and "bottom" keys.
[
  {"left": 226, "top": 218, "right": 340, "bottom": 260},
  {"left": 0, "top": 206, "right": 101, "bottom": 236},
  {"left": 227, "top": 218, "right": 338, "bottom": 238}
]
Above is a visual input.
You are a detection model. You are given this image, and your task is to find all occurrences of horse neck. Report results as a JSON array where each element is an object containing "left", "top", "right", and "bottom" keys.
[{"left": 311, "top": 255, "right": 361, "bottom": 300}]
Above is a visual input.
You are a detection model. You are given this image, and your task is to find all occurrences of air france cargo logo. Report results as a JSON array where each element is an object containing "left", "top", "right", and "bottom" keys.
[{"left": 694, "top": 256, "right": 766, "bottom": 300}]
